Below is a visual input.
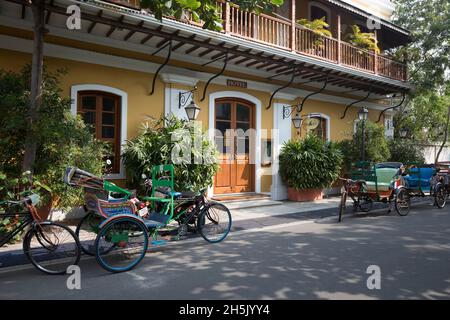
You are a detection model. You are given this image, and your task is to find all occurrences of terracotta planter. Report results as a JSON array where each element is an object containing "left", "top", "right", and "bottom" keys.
[
  {"left": 36, "top": 202, "right": 52, "bottom": 221},
  {"left": 288, "top": 187, "right": 323, "bottom": 202}
]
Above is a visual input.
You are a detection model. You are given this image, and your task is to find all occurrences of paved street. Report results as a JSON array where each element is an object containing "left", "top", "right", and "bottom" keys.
[{"left": 1, "top": 202, "right": 450, "bottom": 300}]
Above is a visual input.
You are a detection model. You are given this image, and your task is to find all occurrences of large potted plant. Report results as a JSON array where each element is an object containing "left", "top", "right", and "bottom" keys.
[
  {"left": 279, "top": 134, "right": 343, "bottom": 202},
  {"left": 122, "top": 115, "right": 219, "bottom": 193}
]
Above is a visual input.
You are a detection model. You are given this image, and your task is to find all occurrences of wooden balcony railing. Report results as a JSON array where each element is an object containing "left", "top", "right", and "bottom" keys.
[{"left": 104, "top": 0, "right": 407, "bottom": 82}]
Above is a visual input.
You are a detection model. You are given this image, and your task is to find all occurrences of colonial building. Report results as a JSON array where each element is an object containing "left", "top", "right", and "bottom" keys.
[{"left": 0, "top": 0, "right": 412, "bottom": 199}]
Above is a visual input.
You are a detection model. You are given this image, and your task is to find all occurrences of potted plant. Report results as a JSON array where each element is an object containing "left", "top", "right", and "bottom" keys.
[
  {"left": 279, "top": 134, "right": 343, "bottom": 202},
  {"left": 297, "top": 17, "right": 332, "bottom": 53},
  {"left": 345, "top": 25, "right": 380, "bottom": 68}
]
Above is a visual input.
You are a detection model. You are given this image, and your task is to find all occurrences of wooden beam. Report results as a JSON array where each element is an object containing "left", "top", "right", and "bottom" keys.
[
  {"left": 198, "top": 41, "right": 225, "bottom": 57},
  {"left": 106, "top": 15, "right": 124, "bottom": 37},
  {"left": 140, "top": 25, "right": 162, "bottom": 44},
  {"left": 87, "top": 10, "right": 102, "bottom": 34},
  {"left": 172, "top": 34, "right": 195, "bottom": 51},
  {"left": 44, "top": 0, "right": 54, "bottom": 24},
  {"left": 21, "top": 4, "right": 26, "bottom": 19},
  {"left": 124, "top": 21, "right": 144, "bottom": 41},
  {"left": 156, "top": 30, "right": 179, "bottom": 48}
]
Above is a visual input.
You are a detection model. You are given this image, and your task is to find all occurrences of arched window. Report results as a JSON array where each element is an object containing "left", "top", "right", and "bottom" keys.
[
  {"left": 305, "top": 114, "right": 329, "bottom": 141},
  {"left": 309, "top": 2, "right": 331, "bottom": 23},
  {"left": 77, "top": 91, "right": 122, "bottom": 173}
]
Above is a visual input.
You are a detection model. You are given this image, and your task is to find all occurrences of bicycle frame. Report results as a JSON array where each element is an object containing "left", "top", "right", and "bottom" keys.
[{"left": 0, "top": 205, "right": 33, "bottom": 247}]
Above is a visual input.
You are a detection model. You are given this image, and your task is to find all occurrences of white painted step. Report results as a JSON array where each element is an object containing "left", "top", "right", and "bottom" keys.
[{"left": 221, "top": 199, "right": 283, "bottom": 210}]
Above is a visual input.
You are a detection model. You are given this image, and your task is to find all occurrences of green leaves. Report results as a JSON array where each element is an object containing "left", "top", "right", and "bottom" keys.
[
  {"left": 122, "top": 115, "right": 219, "bottom": 193},
  {"left": 393, "top": 0, "right": 450, "bottom": 91},
  {"left": 279, "top": 135, "right": 343, "bottom": 190},
  {"left": 0, "top": 66, "right": 107, "bottom": 210},
  {"left": 140, "top": 0, "right": 284, "bottom": 31},
  {"left": 346, "top": 25, "right": 380, "bottom": 54}
]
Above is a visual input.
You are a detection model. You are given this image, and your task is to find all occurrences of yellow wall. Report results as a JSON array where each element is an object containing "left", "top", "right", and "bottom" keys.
[
  {"left": 0, "top": 49, "right": 165, "bottom": 140},
  {"left": 0, "top": 45, "right": 386, "bottom": 193}
]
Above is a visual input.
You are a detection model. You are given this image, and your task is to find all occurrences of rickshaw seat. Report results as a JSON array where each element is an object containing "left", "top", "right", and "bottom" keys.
[
  {"left": 405, "top": 167, "right": 435, "bottom": 188},
  {"left": 364, "top": 168, "right": 398, "bottom": 192},
  {"left": 142, "top": 211, "right": 171, "bottom": 228}
]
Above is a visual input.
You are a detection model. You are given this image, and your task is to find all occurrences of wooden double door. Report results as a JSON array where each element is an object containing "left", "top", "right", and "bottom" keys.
[{"left": 214, "top": 98, "right": 255, "bottom": 194}]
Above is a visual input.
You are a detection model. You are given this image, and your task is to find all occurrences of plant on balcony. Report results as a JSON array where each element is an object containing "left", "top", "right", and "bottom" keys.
[
  {"left": 140, "top": 0, "right": 284, "bottom": 31},
  {"left": 279, "top": 134, "right": 343, "bottom": 201},
  {"left": 297, "top": 17, "right": 332, "bottom": 50},
  {"left": 347, "top": 25, "right": 380, "bottom": 54},
  {"left": 122, "top": 115, "right": 219, "bottom": 193}
]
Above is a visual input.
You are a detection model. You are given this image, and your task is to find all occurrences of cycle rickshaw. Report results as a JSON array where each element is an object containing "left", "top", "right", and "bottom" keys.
[
  {"left": 65, "top": 164, "right": 232, "bottom": 272},
  {"left": 398, "top": 163, "right": 446, "bottom": 212},
  {"left": 339, "top": 162, "right": 406, "bottom": 222},
  {"left": 433, "top": 161, "right": 450, "bottom": 208}
]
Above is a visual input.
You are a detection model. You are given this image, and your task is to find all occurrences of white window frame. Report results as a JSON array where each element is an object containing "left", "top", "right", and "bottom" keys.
[
  {"left": 306, "top": 113, "right": 331, "bottom": 142},
  {"left": 71, "top": 84, "right": 128, "bottom": 180}
]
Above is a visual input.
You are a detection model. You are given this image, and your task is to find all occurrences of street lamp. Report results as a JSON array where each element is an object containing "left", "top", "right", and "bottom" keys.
[
  {"left": 291, "top": 113, "right": 303, "bottom": 130},
  {"left": 399, "top": 127, "right": 409, "bottom": 139},
  {"left": 184, "top": 100, "right": 201, "bottom": 121},
  {"left": 358, "top": 107, "right": 369, "bottom": 161}
]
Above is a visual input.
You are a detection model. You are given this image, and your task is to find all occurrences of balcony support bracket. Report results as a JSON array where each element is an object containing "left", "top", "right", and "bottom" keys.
[
  {"left": 340, "top": 89, "right": 372, "bottom": 120},
  {"left": 376, "top": 92, "right": 406, "bottom": 123},
  {"left": 150, "top": 40, "right": 172, "bottom": 95},
  {"left": 266, "top": 67, "right": 298, "bottom": 110},
  {"left": 297, "top": 74, "right": 330, "bottom": 111},
  {"left": 200, "top": 53, "right": 228, "bottom": 102}
]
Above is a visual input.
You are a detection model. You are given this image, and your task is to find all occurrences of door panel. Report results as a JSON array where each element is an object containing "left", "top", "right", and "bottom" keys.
[{"left": 214, "top": 99, "right": 254, "bottom": 194}]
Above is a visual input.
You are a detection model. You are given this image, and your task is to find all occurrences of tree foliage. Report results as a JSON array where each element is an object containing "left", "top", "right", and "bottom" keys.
[
  {"left": 393, "top": 0, "right": 450, "bottom": 91},
  {"left": 337, "top": 121, "right": 390, "bottom": 171},
  {"left": 140, "top": 0, "right": 284, "bottom": 30},
  {"left": 391, "top": 1, "right": 450, "bottom": 147},
  {"left": 0, "top": 66, "right": 107, "bottom": 209}
]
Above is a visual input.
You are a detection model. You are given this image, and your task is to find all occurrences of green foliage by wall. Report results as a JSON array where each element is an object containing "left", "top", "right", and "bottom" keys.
[
  {"left": 0, "top": 66, "right": 107, "bottom": 209},
  {"left": 279, "top": 134, "right": 343, "bottom": 190},
  {"left": 122, "top": 116, "right": 219, "bottom": 193}
]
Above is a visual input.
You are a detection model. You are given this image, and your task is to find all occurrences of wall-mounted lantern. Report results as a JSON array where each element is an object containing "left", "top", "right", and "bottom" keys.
[{"left": 179, "top": 87, "right": 199, "bottom": 121}]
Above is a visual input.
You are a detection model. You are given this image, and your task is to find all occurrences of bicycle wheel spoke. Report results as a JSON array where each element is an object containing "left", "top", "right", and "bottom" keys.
[{"left": 25, "top": 223, "right": 80, "bottom": 275}]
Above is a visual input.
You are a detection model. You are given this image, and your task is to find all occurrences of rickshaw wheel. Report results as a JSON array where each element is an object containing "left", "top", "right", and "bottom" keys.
[
  {"left": 435, "top": 183, "right": 447, "bottom": 209},
  {"left": 395, "top": 188, "right": 410, "bottom": 216},
  {"left": 75, "top": 211, "right": 104, "bottom": 256}
]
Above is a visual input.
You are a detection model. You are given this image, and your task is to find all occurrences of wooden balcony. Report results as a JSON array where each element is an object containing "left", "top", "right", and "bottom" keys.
[{"left": 105, "top": 0, "right": 407, "bottom": 82}]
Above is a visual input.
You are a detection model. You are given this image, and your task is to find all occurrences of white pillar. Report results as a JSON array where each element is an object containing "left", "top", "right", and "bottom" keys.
[{"left": 271, "top": 102, "right": 292, "bottom": 200}]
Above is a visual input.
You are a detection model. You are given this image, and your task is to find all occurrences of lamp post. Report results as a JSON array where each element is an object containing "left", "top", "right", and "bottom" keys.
[{"left": 358, "top": 107, "right": 369, "bottom": 161}]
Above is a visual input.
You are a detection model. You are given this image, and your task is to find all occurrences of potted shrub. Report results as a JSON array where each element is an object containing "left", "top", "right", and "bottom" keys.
[
  {"left": 279, "top": 134, "right": 343, "bottom": 202},
  {"left": 122, "top": 115, "right": 219, "bottom": 193},
  {"left": 297, "top": 17, "right": 332, "bottom": 53}
]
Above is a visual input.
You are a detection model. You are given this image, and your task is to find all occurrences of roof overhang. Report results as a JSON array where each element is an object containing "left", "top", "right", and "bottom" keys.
[{"left": 1, "top": 0, "right": 414, "bottom": 99}]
